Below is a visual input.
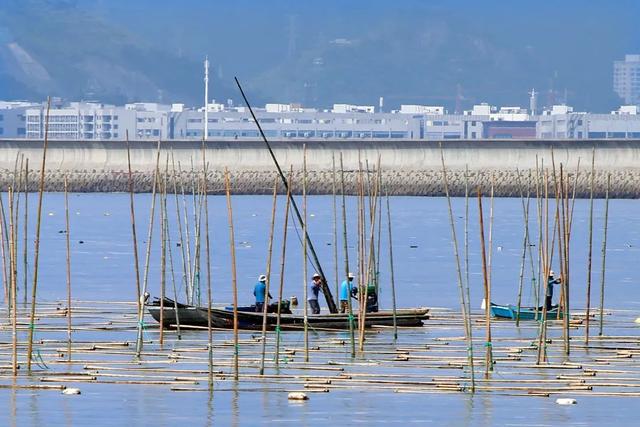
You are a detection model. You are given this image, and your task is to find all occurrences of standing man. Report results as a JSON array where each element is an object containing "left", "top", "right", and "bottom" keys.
[
  {"left": 253, "top": 274, "right": 272, "bottom": 313},
  {"left": 545, "top": 270, "right": 561, "bottom": 310},
  {"left": 339, "top": 272, "right": 357, "bottom": 313},
  {"left": 308, "top": 273, "right": 323, "bottom": 314}
]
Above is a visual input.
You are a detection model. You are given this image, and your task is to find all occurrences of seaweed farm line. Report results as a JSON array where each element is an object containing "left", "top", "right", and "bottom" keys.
[{"left": 1, "top": 193, "right": 640, "bottom": 424}]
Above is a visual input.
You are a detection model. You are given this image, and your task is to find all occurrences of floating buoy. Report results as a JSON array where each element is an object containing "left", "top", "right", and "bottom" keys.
[
  {"left": 48, "top": 212, "right": 54, "bottom": 216},
  {"left": 310, "top": 214, "right": 315, "bottom": 217},
  {"left": 555, "top": 398, "right": 576, "bottom": 405},
  {"left": 103, "top": 212, "right": 111, "bottom": 216},
  {"left": 497, "top": 246, "right": 503, "bottom": 252},
  {"left": 480, "top": 298, "right": 486, "bottom": 310},
  {"left": 634, "top": 317, "right": 640, "bottom": 324},
  {"left": 288, "top": 392, "right": 308, "bottom": 401},
  {"left": 62, "top": 388, "right": 81, "bottom": 395}
]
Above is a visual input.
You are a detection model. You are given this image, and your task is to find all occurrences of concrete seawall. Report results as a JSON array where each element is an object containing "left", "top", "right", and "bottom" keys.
[{"left": 0, "top": 139, "right": 637, "bottom": 197}]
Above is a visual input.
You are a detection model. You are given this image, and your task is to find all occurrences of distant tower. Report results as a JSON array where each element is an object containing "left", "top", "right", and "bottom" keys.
[
  {"left": 529, "top": 88, "right": 538, "bottom": 115},
  {"left": 455, "top": 83, "right": 463, "bottom": 115},
  {"left": 204, "top": 56, "right": 209, "bottom": 140},
  {"left": 379, "top": 96, "right": 384, "bottom": 113}
]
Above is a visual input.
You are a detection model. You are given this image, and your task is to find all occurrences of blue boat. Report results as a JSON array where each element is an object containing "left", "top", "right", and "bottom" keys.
[{"left": 490, "top": 303, "right": 563, "bottom": 320}]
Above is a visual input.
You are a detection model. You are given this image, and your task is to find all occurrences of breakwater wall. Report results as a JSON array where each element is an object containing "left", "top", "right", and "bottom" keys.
[{"left": 0, "top": 139, "right": 638, "bottom": 197}]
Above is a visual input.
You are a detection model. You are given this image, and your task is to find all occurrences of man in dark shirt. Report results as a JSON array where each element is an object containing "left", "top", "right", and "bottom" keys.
[
  {"left": 546, "top": 270, "right": 561, "bottom": 310},
  {"left": 308, "top": 273, "right": 322, "bottom": 314}
]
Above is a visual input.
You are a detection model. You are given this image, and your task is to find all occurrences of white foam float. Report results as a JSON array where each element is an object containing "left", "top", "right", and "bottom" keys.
[
  {"left": 634, "top": 317, "right": 640, "bottom": 324},
  {"left": 287, "top": 392, "right": 308, "bottom": 401},
  {"left": 62, "top": 388, "right": 81, "bottom": 395},
  {"left": 555, "top": 398, "right": 576, "bottom": 405}
]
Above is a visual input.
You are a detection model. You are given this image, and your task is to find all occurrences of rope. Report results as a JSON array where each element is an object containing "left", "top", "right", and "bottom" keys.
[{"left": 33, "top": 348, "right": 49, "bottom": 370}]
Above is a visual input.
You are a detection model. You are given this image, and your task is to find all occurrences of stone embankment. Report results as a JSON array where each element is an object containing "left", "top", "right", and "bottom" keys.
[{"left": 0, "top": 138, "right": 637, "bottom": 197}]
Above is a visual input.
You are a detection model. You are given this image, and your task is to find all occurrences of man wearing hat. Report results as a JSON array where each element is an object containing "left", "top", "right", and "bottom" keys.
[
  {"left": 254, "top": 274, "right": 272, "bottom": 313},
  {"left": 308, "top": 273, "right": 323, "bottom": 314},
  {"left": 339, "top": 273, "right": 357, "bottom": 313},
  {"left": 546, "top": 270, "right": 561, "bottom": 310}
]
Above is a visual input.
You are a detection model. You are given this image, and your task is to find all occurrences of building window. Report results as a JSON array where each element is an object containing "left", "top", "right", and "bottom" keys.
[
  {"left": 17, "top": 128, "right": 25, "bottom": 136},
  {"left": 0, "top": 114, "right": 3, "bottom": 121}
]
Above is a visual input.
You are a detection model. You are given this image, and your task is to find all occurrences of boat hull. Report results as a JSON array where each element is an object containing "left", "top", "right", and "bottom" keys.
[
  {"left": 147, "top": 298, "right": 429, "bottom": 330},
  {"left": 490, "top": 302, "right": 563, "bottom": 320}
]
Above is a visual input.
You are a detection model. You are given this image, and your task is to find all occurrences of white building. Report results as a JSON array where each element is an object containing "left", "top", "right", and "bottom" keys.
[
  {"left": 0, "top": 101, "right": 37, "bottom": 138},
  {"left": 614, "top": 54, "right": 640, "bottom": 105}
]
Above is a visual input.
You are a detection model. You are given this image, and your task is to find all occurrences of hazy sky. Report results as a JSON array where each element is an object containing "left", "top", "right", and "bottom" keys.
[{"left": 1, "top": 0, "right": 639, "bottom": 111}]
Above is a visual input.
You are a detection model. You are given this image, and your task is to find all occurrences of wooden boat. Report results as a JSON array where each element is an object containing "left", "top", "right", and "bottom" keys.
[
  {"left": 490, "top": 302, "right": 563, "bottom": 320},
  {"left": 147, "top": 297, "right": 429, "bottom": 330}
]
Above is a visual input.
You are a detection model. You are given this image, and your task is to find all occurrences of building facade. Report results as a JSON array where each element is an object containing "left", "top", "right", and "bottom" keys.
[{"left": 614, "top": 54, "right": 640, "bottom": 105}]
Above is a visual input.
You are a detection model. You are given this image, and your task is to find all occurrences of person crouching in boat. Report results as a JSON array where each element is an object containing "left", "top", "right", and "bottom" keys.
[
  {"left": 308, "top": 273, "right": 323, "bottom": 314},
  {"left": 339, "top": 272, "right": 357, "bottom": 313},
  {"left": 546, "top": 270, "right": 562, "bottom": 310},
  {"left": 254, "top": 274, "right": 272, "bottom": 313}
]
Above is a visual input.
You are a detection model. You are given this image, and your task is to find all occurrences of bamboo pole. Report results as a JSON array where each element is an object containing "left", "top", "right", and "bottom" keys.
[
  {"left": 178, "top": 162, "right": 193, "bottom": 304},
  {"left": 585, "top": 149, "right": 595, "bottom": 345},
  {"left": 439, "top": 143, "right": 475, "bottom": 392},
  {"left": 9, "top": 187, "right": 17, "bottom": 376},
  {"left": 515, "top": 171, "right": 531, "bottom": 326},
  {"left": 260, "top": 176, "right": 278, "bottom": 375},
  {"left": 0, "top": 191, "right": 8, "bottom": 308},
  {"left": 125, "top": 133, "right": 142, "bottom": 318},
  {"left": 159, "top": 170, "right": 167, "bottom": 346},
  {"left": 22, "top": 158, "right": 28, "bottom": 306},
  {"left": 303, "top": 144, "right": 309, "bottom": 363},
  {"left": 332, "top": 154, "right": 339, "bottom": 306},
  {"left": 386, "top": 192, "right": 398, "bottom": 341},
  {"left": 171, "top": 154, "right": 190, "bottom": 303},
  {"left": 200, "top": 146, "right": 212, "bottom": 390},
  {"left": 26, "top": 97, "right": 50, "bottom": 372},
  {"left": 165, "top": 207, "right": 181, "bottom": 340},
  {"left": 275, "top": 168, "right": 292, "bottom": 366},
  {"left": 135, "top": 139, "right": 162, "bottom": 358},
  {"left": 224, "top": 168, "right": 239, "bottom": 380},
  {"left": 477, "top": 189, "right": 493, "bottom": 378},
  {"left": 598, "top": 174, "right": 610, "bottom": 336},
  {"left": 340, "top": 153, "right": 356, "bottom": 357},
  {"left": 64, "top": 176, "right": 72, "bottom": 363}
]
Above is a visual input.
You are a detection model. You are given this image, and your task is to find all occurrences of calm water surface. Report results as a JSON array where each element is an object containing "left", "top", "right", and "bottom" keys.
[{"left": 1, "top": 193, "right": 639, "bottom": 425}]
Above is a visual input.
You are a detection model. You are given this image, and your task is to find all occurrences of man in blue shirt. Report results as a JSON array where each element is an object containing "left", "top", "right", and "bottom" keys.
[
  {"left": 253, "top": 274, "right": 272, "bottom": 313},
  {"left": 308, "top": 273, "right": 323, "bottom": 314},
  {"left": 339, "top": 272, "right": 357, "bottom": 313},
  {"left": 545, "top": 270, "right": 561, "bottom": 310}
]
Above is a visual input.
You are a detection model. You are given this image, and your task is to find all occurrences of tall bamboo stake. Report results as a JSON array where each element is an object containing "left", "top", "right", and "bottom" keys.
[
  {"left": 303, "top": 144, "right": 309, "bottom": 363},
  {"left": 22, "top": 158, "right": 28, "bottom": 306},
  {"left": 598, "top": 173, "right": 610, "bottom": 336},
  {"left": 159, "top": 171, "right": 168, "bottom": 347},
  {"left": 275, "top": 168, "right": 292, "bottom": 365},
  {"left": 170, "top": 153, "right": 189, "bottom": 302},
  {"left": 125, "top": 134, "right": 142, "bottom": 317},
  {"left": 26, "top": 97, "right": 51, "bottom": 371},
  {"left": 359, "top": 168, "right": 379, "bottom": 351},
  {"left": 386, "top": 192, "right": 398, "bottom": 341},
  {"left": 439, "top": 143, "right": 475, "bottom": 391},
  {"left": 585, "top": 148, "right": 595, "bottom": 345},
  {"left": 135, "top": 140, "right": 162, "bottom": 358},
  {"left": 260, "top": 177, "right": 278, "bottom": 375},
  {"left": 178, "top": 162, "right": 194, "bottom": 304},
  {"left": 164, "top": 209, "right": 181, "bottom": 341},
  {"left": 200, "top": 146, "right": 212, "bottom": 390},
  {"left": 515, "top": 171, "right": 531, "bottom": 326},
  {"left": 224, "top": 168, "right": 239, "bottom": 379},
  {"left": 64, "top": 176, "right": 72, "bottom": 363},
  {"left": 9, "top": 187, "right": 17, "bottom": 376},
  {"left": 332, "top": 154, "right": 339, "bottom": 305},
  {"left": 340, "top": 154, "right": 356, "bottom": 358},
  {"left": 477, "top": 189, "right": 493, "bottom": 378},
  {"left": 0, "top": 192, "right": 8, "bottom": 308}
]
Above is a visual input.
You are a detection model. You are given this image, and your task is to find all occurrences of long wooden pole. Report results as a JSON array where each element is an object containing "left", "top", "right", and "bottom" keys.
[
  {"left": 125, "top": 134, "right": 142, "bottom": 317},
  {"left": 303, "top": 144, "right": 309, "bottom": 363},
  {"left": 135, "top": 140, "right": 162, "bottom": 358},
  {"left": 340, "top": 154, "right": 356, "bottom": 357},
  {"left": 515, "top": 171, "right": 531, "bottom": 326},
  {"left": 260, "top": 177, "right": 278, "bottom": 375},
  {"left": 64, "top": 176, "right": 72, "bottom": 363},
  {"left": 224, "top": 169, "right": 240, "bottom": 379},
  {"left": 9, "top": 187, "right": 17, "bottom": 376},
  {"left": 26, "top": 97, "right": 51, "bottom": 372},
  {"left": 477, "top": 189, "right": 493, "bottom": 378},
  {"left": 22, "top": 158, "right": 28, "bottom": 306},
  {"left": 386, "top": 193, "right": 398, "bottom": 341},
  {"left": 200, "top": 146, "right": 212, "bottom": 390},
  {"left": 170, "top": 153, "right": 189, "bottom": 302},
  {"left": 332, "top": 154, "right": 339, "bottom": 306},
  {"left": 234, "top": 78, "right": 337, "bottom": 313},
  {"left": 275, "top": 169, "right": 292, "bottom": 366},
  {"left": 585, "top": 149, "right": 595, "bottom": 345},
  {"left": 440, "top": 144, "right": 475, "bottom": 390},
  {"left": 598, "top": 173, "right": 610, "bottom": 336}
]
